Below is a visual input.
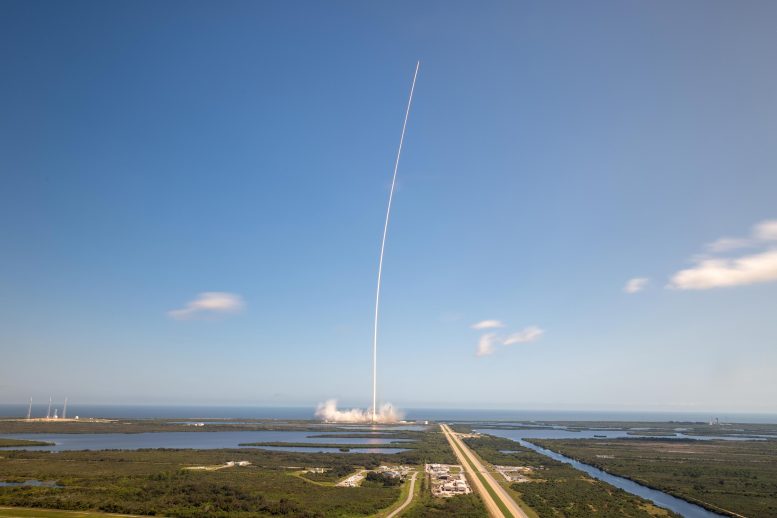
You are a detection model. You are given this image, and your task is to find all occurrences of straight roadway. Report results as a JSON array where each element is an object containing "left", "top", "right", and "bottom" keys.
[{"left": 440, "top": 424, "right": 529, "bottom": 518}]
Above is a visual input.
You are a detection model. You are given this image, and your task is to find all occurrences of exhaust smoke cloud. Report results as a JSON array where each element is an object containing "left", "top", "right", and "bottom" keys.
[{"left": 315, "top": 399, "right": 404, "bottom": 424}]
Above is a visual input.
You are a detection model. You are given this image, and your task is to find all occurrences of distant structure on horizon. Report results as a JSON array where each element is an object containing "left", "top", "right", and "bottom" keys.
[{"left": 26, "top": 396, "right": 72, "bottom": 420}]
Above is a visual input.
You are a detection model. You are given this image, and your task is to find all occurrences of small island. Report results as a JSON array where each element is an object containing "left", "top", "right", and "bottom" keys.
[{"left": 0, "top": 438, "right": 55, "bottom": 448}]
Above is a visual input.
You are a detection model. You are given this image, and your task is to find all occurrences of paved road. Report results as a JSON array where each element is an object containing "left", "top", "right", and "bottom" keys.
[
  {"left": 440, "top": 424, "right": 529, "bottom": 518},
  {"left": 386, "top": 471, "right": 418, "bottom": 518}
]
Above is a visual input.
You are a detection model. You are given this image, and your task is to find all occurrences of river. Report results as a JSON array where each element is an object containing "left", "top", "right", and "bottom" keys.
[{"left": 479, "top": 428, "right": 729, "bottom": 518}]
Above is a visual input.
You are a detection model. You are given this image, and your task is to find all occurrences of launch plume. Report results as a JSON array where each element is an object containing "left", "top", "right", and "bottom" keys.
[
  {"left": 315, "top": 399, "right": 404, "bottom": 424},
  {"left": 316, "top": 62, "right": 420, "bottom": 424},
  {"left": 370, "top": 61, "right": 420, "bottom": 422}
]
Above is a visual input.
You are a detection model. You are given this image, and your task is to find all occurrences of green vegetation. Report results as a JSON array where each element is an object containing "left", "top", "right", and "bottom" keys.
[
  {"left": 298, "top": 465, "right": 354, "bottom": 484},
  {"left": 0, "top": 439, "right": 55, "bottom": 448},
  {"left": 371, "top": 471, "right": 419, "bottom": 518},
  {"left": 533, "top": 438, "right": 777, "bottom": 517},
  {"left": 0, "top": 449, "right": 401, "bottom": 517},
  {"left": 238, "top": 442, "right": 409, "bottom": 449},
  {"left": 624, "top": 431, "right": 676, "bottom": 437},
  {"left": 364, "top": 472, "right": 401, "bottom": 487},
  {"left": 470, "top": 420, "right": 777, "bottom": 439},
  {"left": 0, "top": 428, "right": 465, "bottom": 517},
  {"left": 403, "top": 493, "right": 486, "bottom": 518},
  {"left": 381, "top": 429, "right": 457, "bottom": 466},
  {"left": 15, "top": 421, "right": 772, "bottom": 517},
  {"left": 306, "top": 433, "right": 422, "bottom": 439},
  {"left": 0, "top": 507, "right": 136, "bottom": 517},
  {"left": 459, "top": 433, "right": 680, "bottom": 518},
  {"left": 260, "top": 431, "right": 431, "bottom": 452}
]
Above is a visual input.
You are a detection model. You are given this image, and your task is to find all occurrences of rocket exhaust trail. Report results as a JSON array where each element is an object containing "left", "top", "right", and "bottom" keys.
[
  {"left": 372, "top": 61, "right": 420, "bottom": 423},
  {"left": 314, "top": 62, "right": 419, "bottom": 424}
]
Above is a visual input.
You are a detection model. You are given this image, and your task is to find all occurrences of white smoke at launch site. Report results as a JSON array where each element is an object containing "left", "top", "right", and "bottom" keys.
[{"left": 315, "top": 399, "right": 404, "bottom": 424}]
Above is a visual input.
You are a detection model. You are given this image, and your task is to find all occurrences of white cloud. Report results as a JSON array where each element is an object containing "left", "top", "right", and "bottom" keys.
[
  {"left": 503, "top": 326, "right": 544, "bottom": 345},
  {"left": 704, "top": 237, "right": 752, "bottom": 254},
  {"left": 754, "top": 220, "right": 777, "bottom": 241},
  {"left": 168, "top": 292, "right": 245, "bottom": 320},
  {"left": 669, "top": 250, "right": 777, "bottom": 290},
  {"left": 476, "top": 333, "right": 498, "bottom": 357},
  {"left": 623, "top": 277, "right": 649, "bottom": 294},
  {"left": 474, "top": 323, "right": 545, "bottom": 357},
  {"left": 470, "top": 319, "right": 505, "bottom": 330},
  {"left": 669, "top": 219, "right": 777, "bottom": 290},
  {"left": 701, "top": 219, "right": 777, "bottom": 254}
]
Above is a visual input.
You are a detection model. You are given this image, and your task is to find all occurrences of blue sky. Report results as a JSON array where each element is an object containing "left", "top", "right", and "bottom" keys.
[{"left": 1, "top": 1, "right": 776, "bottom": 413}]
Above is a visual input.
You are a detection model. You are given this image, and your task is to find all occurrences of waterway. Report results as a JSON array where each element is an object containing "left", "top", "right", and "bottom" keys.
[
  {"left": 481, "top": 428, "right": 729, "bottom": 518},
  {"left": 0, "top": 431, "right": 410, "bottom": 453},
  {"left": 475, "top": 427, "right": 761, "bottom": 441}
]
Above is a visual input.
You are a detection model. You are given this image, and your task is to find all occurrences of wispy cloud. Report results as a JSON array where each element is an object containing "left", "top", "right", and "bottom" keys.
[
  {"left": 704, "top": 237, "right": 752, "bottom": 254},
  {"left": 669, "top": 219, "right": 777, "bottom": 290},
  {"left": 476, "top": 333, "right": 499, "bottom": 357},
  {"left": 471, "top": 319, "right": 505, "bottom": 330},
  {"left": 473, "top": 321, "right": 544, "bottom": 356},
  {"left": 701, "top": 219, "right": 777, "bottom": 254},
  {"left": 503, "top": 326, "right": 544, "bottom": 345},
  {"left": 168, "top": 292, "right": 245, "bottom": 320},
  {"left": 623, "top": 277, "right": 649, "bottom": 294},
  {"left": 754, "top": 220, "right": 777, "bottom": 241}
]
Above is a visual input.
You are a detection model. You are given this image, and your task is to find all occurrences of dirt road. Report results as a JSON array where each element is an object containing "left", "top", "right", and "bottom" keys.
[{"left": 386, "top": 471, "right": 418, "bottom": 518}]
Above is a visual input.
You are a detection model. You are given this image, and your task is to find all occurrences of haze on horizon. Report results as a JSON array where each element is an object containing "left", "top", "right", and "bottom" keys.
[{"left": 1, "top": 1, "right": 776, "bottom": 415}]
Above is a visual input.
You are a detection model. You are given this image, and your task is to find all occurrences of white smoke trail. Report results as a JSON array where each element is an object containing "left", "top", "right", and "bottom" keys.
[
  {"left": 371, "top": 61, "right": 420, "bottom": 422},
  {"left": 315, "top": 399, "right": 404, "bottom": 424},
  {"left": 316, "top": 62, "right": 420, "bottom": 425}
]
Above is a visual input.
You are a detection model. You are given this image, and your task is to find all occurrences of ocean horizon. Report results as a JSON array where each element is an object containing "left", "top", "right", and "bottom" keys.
[{"left": 2, "top": 404, "right": 776, "bottom": 424}]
